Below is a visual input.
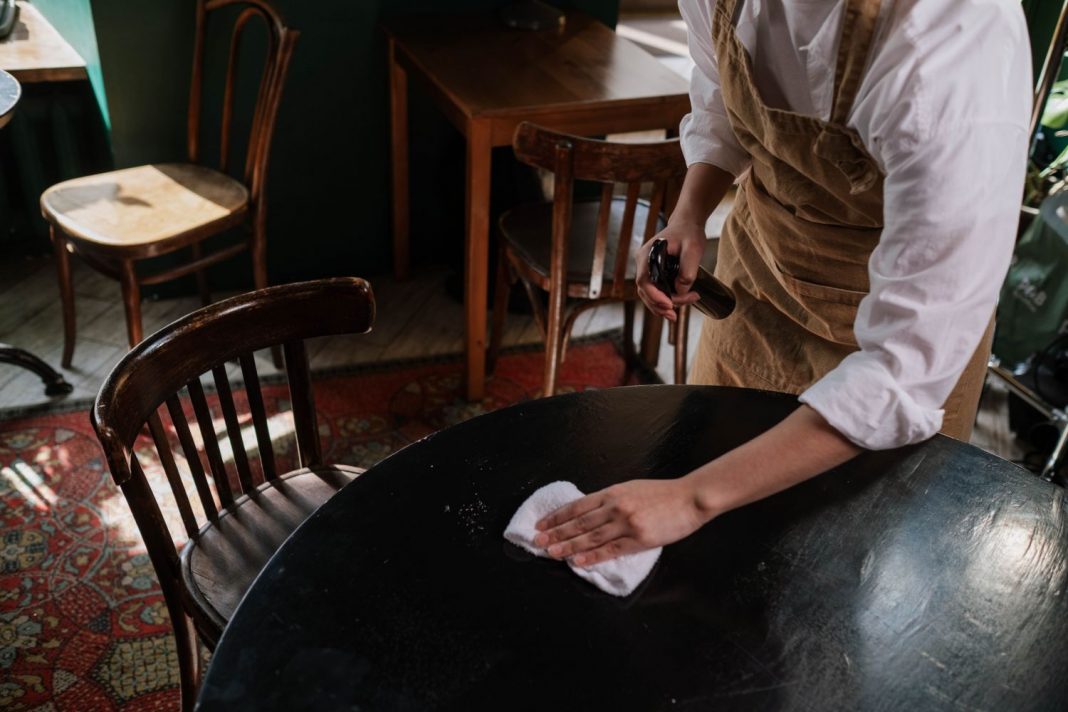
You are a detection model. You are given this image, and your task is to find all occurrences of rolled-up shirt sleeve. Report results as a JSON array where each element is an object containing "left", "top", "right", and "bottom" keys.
[
  {"left": 799, "top": 121, "right": 1028, "bottom": 449},
  {"left": 678, "top": 0, "right": 751, "bottom": 176}
]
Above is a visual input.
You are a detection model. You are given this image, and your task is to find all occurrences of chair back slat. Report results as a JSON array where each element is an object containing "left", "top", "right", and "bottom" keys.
[
  {"left": 548, "top": 141, "right": 575, "bottom": 309},
  {"left": 165, "top": 395, "right": 220, "bottom": 524},
  {"left": 188, "top": 0, "right": 298, "bottom": 204},
  {"left": 644, "top": 181, "right": 666, "bottom": 242},
  {"left": 239, "top": 353, "right": 277, "bottom": 481},
  {"left": 610, "top": 182, "right": 642, "bottom": 295},
  {"left": 147, "top": 413, "right": 200, "bottom": 539},
  {"left": 211, "top": 366, "right": 256, "bottom": 493},
  {"left": 588, "top": 183, "right": 615, "bottom": 299},
  {"left": 282, "top": 339, "right": 323, "bottom": 468},
  {"left": 219, "top": 7, "right": 277, "bottom": 175},
  {"left": 187, "top": 378, "right": 236, "bottom": 508}
]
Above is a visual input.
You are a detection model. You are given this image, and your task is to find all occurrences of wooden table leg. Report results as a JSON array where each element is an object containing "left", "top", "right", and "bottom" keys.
[
  {"left": 464, "top": 120, "right": 492, "bottom": 401},
  {"left": 389, "top": 38, "right": 411, "bottom": 281}
]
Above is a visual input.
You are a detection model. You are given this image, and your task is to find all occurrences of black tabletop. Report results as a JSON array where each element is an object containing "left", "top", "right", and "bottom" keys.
[
  {"left": 196, "top": 386, "right": 1068, "bottom": 711},
  {"left": 0, "top": 69, "right": 20, "bottom": 129}
]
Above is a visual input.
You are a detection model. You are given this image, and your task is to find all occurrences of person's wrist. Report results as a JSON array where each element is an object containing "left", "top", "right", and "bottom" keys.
[
  {"left": 680, "top": 467, "right": 725, "bottom": 524},
  {"left": 666, "top": 214, "right": 707, "bottom": 232}
]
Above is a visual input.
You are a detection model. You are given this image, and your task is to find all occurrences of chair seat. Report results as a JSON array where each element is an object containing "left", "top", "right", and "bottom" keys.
[
  {"left": 499, "top": 197, "right": 717, "bottom": 286},
  {"left": 40, "top": 163, "right": 249, "bottom": 256},
  {"left": 180, "top": 464, "right": 361, "bottom": 630}
]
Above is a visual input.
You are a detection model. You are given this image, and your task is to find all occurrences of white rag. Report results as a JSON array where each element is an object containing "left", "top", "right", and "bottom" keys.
[{"left": 503, "top": 481, "right": 661, "bottom": 597}]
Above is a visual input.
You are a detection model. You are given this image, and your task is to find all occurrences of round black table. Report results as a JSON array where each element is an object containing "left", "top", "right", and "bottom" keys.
[
  {"left": 0, "top": 68, "right": 19, "bottom": 128},
  {"left": 196, "top": 386, "right": 1068, "bottom": 711}
]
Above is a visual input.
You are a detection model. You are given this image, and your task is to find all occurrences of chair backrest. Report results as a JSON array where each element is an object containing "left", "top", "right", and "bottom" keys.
[
  {"left": 187, "top": 0, "right": 298, "bottom": 207},
  {"left": 91, "top": 277, "right": 373, "bottom": 616},
  {"left": 512, "top": 121, "right": 688, "bottom": 299}
]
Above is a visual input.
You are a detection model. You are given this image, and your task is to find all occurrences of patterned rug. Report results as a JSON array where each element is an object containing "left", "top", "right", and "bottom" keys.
[{"left": 0, "top": 336, "right": 641, "bottom": 711}]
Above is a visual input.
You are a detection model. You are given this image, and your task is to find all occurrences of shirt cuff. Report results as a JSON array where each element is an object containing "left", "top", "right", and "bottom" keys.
[{"left": 798, "top": 352, "right": 944, "bottom": 450}]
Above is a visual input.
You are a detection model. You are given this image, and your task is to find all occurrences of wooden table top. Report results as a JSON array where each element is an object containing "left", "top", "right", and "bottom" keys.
[
  {"left": 0, "top": 68, "right": 19, "bottom": 128},
  {"left": 0, "top": 2, "right": 86, "bottom": 83},
  {"left": 382, "top": 11, "right": 689, "bottom": 119},
  {"left": 196, "top": 386, "right": 1068, "bottom": 711}
]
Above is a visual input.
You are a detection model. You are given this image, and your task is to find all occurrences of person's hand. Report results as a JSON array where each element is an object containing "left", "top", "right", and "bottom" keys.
[
  {"left": 533, "top": 478, "right": 714, "bottom": 566},
  {"left": 634, "top": 221, "right": 706, "bottom": 323}
]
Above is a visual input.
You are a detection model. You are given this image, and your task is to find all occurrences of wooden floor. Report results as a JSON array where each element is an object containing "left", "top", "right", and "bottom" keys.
[
  {"left": 0, "top": 247, "right": 1029, "bottom": 470},
  {"left": 0, "top": 253, "right": 700, "bottom": 409}
]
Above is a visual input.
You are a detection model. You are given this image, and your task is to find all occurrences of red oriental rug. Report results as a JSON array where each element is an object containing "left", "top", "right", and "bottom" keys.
[{"left": 0, "top": 335, "right": 644, "bottom": 711}]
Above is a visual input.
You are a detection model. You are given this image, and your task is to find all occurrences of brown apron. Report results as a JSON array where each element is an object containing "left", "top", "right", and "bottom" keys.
[{"left": 689, "top": 0, "right": 991, "bottom": 441}]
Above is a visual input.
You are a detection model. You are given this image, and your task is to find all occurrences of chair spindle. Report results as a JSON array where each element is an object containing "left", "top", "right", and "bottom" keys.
[
  {"left": 588, "top": 182, "right": 615, "bottom": 299},
  {"left": 187, "top": 377, "right": 236, "bottom": 508},
  {"left": 211, "top": 366, "right": 255, "bottom": 494},
  {"left": 283, "top": 339, "right": 323, "bottom": 468},
  {"left": 612, "top": 182, "right": 642, "bottom": 289},
  {"left": 165, "top": 396, "right": 220, "bottom": 523},
  {"left": 239, "top": 353, "right": 277, "bottom": 482},
  {"left": 147, "top": 412, "right": 200, "bottom": 538}
]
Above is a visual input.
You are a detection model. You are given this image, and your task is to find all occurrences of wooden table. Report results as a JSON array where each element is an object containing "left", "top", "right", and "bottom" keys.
[
  {"left": 384, "top": 12, "right": 690, "bottom": 400},
  {"left": 0, "top": 2, "right": 87, "bottom": 83},
  {"left": 196, "top": 386, "right": 1068, "bottom": 711}
]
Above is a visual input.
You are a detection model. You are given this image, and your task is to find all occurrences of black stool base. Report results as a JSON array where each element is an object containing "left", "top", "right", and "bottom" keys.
[{"left": 0, "top": 344, "right": 73, "bottom": 396}]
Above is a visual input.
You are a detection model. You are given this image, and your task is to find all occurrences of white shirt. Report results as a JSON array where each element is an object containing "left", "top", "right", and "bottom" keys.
[{"left": 679, "top": 0, "right": 1032, "bottom": 449}]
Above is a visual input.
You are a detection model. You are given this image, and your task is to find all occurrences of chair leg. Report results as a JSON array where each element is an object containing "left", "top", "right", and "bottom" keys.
[
  {"left": 488, "top": 248, "right": 512, "bottom": 375},
  {"left": 50, "top": 226, "right": 77, "bottom": 369},
  {"left": 674, "top": 304, "right": 691, "bottom": 385},
  {"left": 171, "top": 610, "right": 201, "bottom": 711},
  {"left": 251, "top": 221, "right": 283, "bottom": 368},
  {"left": 190, "top": 243, "right": 211, "bottom": 306},
  {"left": 119, "top": 259, "right": 143, "bottom": 348},
  {"left": 542, "top": 287, "right": 566, "bottom": 400},
  {"left": 623, "top": 300, "right": 637, "bottom": 366}
]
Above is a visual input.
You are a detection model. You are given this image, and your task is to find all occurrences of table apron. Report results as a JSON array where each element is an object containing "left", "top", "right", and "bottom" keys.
[
  {"left": 486, "top": 102, "right": 689, "bottom": 146},
  {"left": 6, "top": 67, "right": 88, "bottom": 84}
]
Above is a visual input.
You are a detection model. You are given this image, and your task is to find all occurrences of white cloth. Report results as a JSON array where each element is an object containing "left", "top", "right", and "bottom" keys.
[
  {"left": 678, "top": 0, "right": 1031, "bottom": 449},
  {"left": 503, "top": 481, "right": 661, "bottom": 597}
]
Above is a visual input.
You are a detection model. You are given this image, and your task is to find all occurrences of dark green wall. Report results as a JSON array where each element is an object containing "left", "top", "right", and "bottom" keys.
[
  {"left": 1023, "top": 0, "right": 1068, "bottom": 85},
  {"left": 89, "top": 0, "right": 620, "bottom": 290}
]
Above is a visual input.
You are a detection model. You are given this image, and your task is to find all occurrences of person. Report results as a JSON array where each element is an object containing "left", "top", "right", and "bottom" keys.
[{"left": 532, "top": 0, "right": 1031, "bottom": 566}]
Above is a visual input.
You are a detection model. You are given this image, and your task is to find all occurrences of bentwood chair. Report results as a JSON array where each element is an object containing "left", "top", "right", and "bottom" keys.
[
  {"left": 489, "top": 122, "right": 712, "bottom": 395},
  {"left": 92, "top": 278, "right": 374, "bottom": 711},
  {"left": 41, "top": 0, "right": 298, "bottom": 367}
]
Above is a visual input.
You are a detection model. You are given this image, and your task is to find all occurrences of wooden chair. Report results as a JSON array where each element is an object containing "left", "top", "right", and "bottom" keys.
[
  {"left": 91, "top": 277, "right": 374, "bottom": 710},
  {"left": 41, "top": 0, "right": 298, "bottom": 367},
  {"left": 489, "top": 122, "right": 711, "bottom": 395}
]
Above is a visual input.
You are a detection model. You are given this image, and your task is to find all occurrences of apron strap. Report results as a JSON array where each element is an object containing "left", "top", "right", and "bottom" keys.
[
  {"left": 829, "top": 0, "right": 883, "bottom": 126},
  {"left": 715, "top": 0, "right": 742, "bottom": 27}
]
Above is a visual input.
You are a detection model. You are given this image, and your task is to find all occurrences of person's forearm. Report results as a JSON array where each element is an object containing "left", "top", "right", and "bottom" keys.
[
  {"left": 685, "top": 405, "right": 862, "bottom": 519},
  {"left": 670, "top": 162, "right": 735, "bottom": 228}
]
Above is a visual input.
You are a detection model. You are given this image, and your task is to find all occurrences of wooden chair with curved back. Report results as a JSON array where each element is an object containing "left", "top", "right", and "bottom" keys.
[
  {"left": 92, "top": 277, "right": 374, "bottom": 710},
  {"left": 489, "top": 122, "right": 712, "bottom": 395},
  {"left": 42, "top": 0, "right": 298, "bottom": 367}
]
